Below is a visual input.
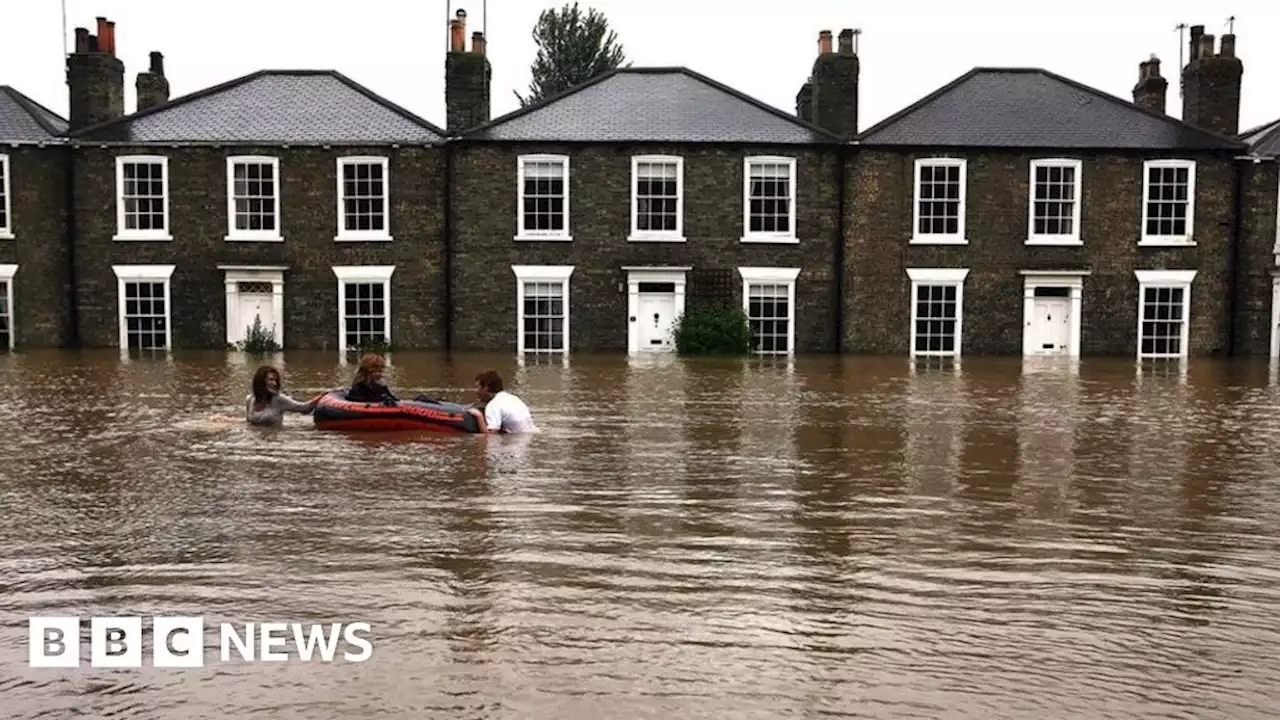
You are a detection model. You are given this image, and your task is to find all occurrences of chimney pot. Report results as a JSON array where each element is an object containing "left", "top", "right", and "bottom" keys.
[
  {"left": 1198, "top": 32, "right": 1215, "bottom": 60},
  {"left": 104, "top": 20, "right": 116, "bottom": 56},
  {"left": 838, "top": 29, "right": 854, "bottom": 54},
  {"left": 1189, "top": 24, "right": 1204, "bottom": 60},
  {"left": 1220, "top": 33, "right": 1236, "bottom": 57},
  {"left": 818, "top": 30, "right": 832, "bottom": 55},
  {"left": 74, "top": 27, "right": 89, "bottom": 54},
  {"left": 472, "top": 31, "right": 486, "bottom": 55},
  {"left": 149, "top": 51, "right": 164, "bottom": 75},
  {"left": 450, "top": 18, "right": 464, "bottom": 51},
  {"left": 87, "top": 34, "right": 99, "bottom": 53}
]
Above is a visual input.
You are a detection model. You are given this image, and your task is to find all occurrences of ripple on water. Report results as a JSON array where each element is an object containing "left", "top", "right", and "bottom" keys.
[{"left": 1, "top": 352, "right": 1280, "bottom": 719}]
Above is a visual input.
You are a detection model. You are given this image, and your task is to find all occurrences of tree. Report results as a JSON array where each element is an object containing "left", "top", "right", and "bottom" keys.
[{"left": 515, "top": 2, "right": 627, "bottom": 106}]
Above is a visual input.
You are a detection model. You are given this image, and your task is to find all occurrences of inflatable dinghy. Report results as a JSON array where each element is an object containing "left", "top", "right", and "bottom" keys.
[{"left": 313, "top": 390, "right": 484, "bottom": 433}]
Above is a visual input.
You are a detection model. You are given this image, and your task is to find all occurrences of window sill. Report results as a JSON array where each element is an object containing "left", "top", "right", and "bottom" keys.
[
  {"left": 514, "top": 234, "right": 573, "bottom": 242},
  {"left": 628, "top": 234, "right": 686, "bottom": 243},
  {"left": 113, "top": 233, "right": 174, "bottom": 242},
  {"left": 1138, "top": 238, "right": 1196, "bottom": 247},
  {"left": 739, "top": 235, "right": 799, "bottom": 244},
  {"left": 334, "top": 235, "right": 393, "bottom": 242},
  {"left": 1026, "top": 237, "right": 1083, "bottom": 246},
  {"left": 0, "top": 231, "right": 13, "bottom": 240},
  {"left": 909, "top": 236, "right": 968, "bottom": 245},
  {"left": 226, "top": 235, "right": 284, "bottom": 242}
]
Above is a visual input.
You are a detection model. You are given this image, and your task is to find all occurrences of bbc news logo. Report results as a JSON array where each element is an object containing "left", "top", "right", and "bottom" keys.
[{"left": 29, "top": 617, "right": 373, "bottom": 667}]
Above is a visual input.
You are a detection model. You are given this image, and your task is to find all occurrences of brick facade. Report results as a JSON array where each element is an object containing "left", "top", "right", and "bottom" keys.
[
  {"left": 451, "top": 143, "right": 841, "bottom": 353},
  {"left": 0, "top": 147, "right": 73, "bottom": 347},
  {"left": 845, "top": 150, "right": 1242, "bottom": 356},
  {"left": 70, "top": 145, "right": 447, "bottom": 349}
]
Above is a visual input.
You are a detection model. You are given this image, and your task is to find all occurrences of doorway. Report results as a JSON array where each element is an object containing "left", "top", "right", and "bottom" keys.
[{"left": 624, "top": 267, "right": 689, "bottom": 355}]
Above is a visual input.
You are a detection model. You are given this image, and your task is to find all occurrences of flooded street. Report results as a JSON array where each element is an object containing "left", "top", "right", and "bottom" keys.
[{"left": 2, "top": 350, "right": 1280, "bottom": 719}]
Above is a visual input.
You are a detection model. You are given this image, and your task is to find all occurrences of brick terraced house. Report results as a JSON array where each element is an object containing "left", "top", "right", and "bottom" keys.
[{"left": 1, "top": 13, "right": 1278, "bottom": 361}]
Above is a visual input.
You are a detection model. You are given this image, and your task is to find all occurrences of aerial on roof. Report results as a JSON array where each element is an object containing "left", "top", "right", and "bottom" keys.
[
  {"left": 463, "top": 67, "right": 841, "bottom": 144},
  {"left": 0, "top": 86, "right": 69, "bottom": 142},
  {"left": 1241, "top": 118, "right": 1280, "bottom": 157},
  {"left": 857, "top": 67, "right": 1245, "bottom": 151},
  {"left": 68, "top": 70, "right": 445, "bottom": 144}
]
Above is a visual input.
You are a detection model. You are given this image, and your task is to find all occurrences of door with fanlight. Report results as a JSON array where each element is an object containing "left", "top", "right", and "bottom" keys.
[{"left": 234, "top": 281, "right": 276, "bottom": 344}]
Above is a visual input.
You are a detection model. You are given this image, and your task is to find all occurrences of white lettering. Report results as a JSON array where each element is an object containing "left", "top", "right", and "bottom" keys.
[
  {"left": 29, "top": 617, "right": 80, "bottom": 667},
  {"left": 259, "top": 622, "right": 288, "bottom": 661},
  {"left": 343, "top": 622, "right": 373, "bottom": 662},
  {"left": 90, "top": 617, "right": 142, "bottom": 667},
  {"left": 290, "top": 623, "right": 343, "bottom": 661},
  {"left": 220, "top": 622, "right": 254, "bottom": 661}
]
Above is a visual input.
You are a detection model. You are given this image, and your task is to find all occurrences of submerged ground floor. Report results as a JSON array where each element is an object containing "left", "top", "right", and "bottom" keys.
[{"left": 1, "top": 260, "right": 1279, "bottom": 359}]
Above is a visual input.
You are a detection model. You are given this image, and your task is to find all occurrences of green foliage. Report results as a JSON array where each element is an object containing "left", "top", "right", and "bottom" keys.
[
  {"left": 515, "top": 2, "right": 628, "bottom": 106},
  {"left": 233, "top": 317, "right": 281, "bottom": 353},
  {"left": 673, "top": 303, "right": 753, "bottom": 356}
]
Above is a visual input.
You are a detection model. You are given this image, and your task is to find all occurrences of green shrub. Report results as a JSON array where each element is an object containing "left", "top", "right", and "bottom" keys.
[
  {"left": 673, "top": 303, "right": 752, "bottom": 356},
  {"left": 233, "top": 317, "right": 281, "bottom": 353}
]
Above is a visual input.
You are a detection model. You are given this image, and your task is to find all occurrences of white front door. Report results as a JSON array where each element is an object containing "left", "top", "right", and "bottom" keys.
[
  {"left": 234, "top": 291, "right": 276, "bottom": 344},
  {"left": 637, "top": 293, "right": 676, "bottom": 351},
  {"left": 1028, "top": 296, "right": 1070, "bottom": 355}
]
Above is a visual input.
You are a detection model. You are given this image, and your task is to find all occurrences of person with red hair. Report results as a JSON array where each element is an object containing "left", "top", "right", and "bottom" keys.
[{"left": 346, "top": 353, "right": 398, "bottom": 405}]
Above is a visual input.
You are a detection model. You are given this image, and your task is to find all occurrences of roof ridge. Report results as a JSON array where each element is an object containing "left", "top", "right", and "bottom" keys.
[
  {"left": 462, "top": 64, "right": 843, "bottom": 143},
  {"left": 857, "top": 66, "right": 1244, "bottom": 150}
]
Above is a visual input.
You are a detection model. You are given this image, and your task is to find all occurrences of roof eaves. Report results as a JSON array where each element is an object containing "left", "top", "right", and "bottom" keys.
[
  {"left": 327, "top": 71, "right": 447, "bottom": 139},
  {"left": 65, "top": 69, "right": 272, "bottom": 139},
  {"left": 458, "top": 67, "right": 628, "bottom": 140}
]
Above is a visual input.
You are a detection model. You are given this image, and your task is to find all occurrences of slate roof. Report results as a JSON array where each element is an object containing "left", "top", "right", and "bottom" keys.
[
  {"left": 857, "top": 67, "right": 1245, "bottom": 151},
  {"left": 463, "top": 67, "right": 841, "bottom": 144},
  {"left": 1241, "top": 118, "right": 1280, "bottom": 157},
  {"left": 68, "top": 70, "right": 445, "bottom": 144},
  {"left": 0, "top": 86, "right": 68, "bottom": 142}
]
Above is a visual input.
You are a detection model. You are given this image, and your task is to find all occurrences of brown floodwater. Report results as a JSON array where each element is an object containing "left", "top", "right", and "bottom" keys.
[{"left": 2, "top": 349, "right": 1280, "bottom": 719}]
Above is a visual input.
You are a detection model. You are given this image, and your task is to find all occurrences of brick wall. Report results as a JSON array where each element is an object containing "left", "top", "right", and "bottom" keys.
[
  {"left": 1235, "top": 160, "right": 1280, "bottom": 355},
  {"left": 71, "top": 144, "right": 447, "bottom": 349},
  {"left": 845, "top": 148, "right": 1240, "bottom": 356},
  {"left": 0, "top": 146, "right": 72, "bottom": 347},
  {"left": 450, "top": 142, "right": 841, "bottom": 353}
]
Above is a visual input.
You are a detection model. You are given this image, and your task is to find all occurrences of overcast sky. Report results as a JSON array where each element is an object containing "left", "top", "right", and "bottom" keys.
[{"left": 3, "top": 0, "right": 1277, "bottom": 135}]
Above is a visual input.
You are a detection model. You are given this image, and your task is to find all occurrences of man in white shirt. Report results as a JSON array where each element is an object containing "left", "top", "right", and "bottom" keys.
[{"left": 474, "top": 370, "right": 538, "bottom": 434}]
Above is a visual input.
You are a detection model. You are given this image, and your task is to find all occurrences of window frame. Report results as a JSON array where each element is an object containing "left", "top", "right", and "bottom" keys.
[
  {"left": 334, "top": 156, "right": 393, "bottom": 242},
  {"left": 911, "top": 157, "right": 967, "bottom": 245},
  {"left": 906, "top": 267, "right": 970, "bottom": 358},
  {"left": 515, "top": 154, "right": 572, "bottom": 241},
  {"left": 225, "top": 155, "right": 283, "bottom": 242},
  {"left": 0, "top": 154, "right": 12, "bottom": 239},
  {"left": 114, "top": 155, "right": 173, "bottom": 242},
  {"left": 741, "top": 156, "right": 798, "bottom": 244},
  {"left": 738, "top": 266, "right": 801, "bottom": 356},
  {"left": 628, "top": 154, "right": 685, "bottom": 242},
  {"left": 512, "top": 264, "right": 574, "bottom": 354},
  {"left": 0, "top": 263, "right": 16, "bottom": 350},
  {"left": 112, "top": 264, "right": 176, "bottom": 350},
  {"left": 1139, "top": 159, "right": 1197, "bottom": 247},
  {"left": 332, "top": 265, "right": 396, "bottom": 350},
  {"left": 1134, "top": 269, "right": 1196, "bottom": 359},
  {"left": 1026, "top": 158, "right": 1083, "bottom": 246}
]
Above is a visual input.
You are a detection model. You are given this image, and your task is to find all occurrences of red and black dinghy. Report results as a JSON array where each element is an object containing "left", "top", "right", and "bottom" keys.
[{"left": 313, "top": 390, "right": 484, "bottom": 433}]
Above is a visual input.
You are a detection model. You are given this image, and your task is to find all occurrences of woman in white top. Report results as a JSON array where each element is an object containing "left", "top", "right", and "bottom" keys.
[
  {"left": 245, "top": 365, "right": 323, "bottom": 427},
  {"left": 473, "top": 370, "right": 538, "bottom": 433}
]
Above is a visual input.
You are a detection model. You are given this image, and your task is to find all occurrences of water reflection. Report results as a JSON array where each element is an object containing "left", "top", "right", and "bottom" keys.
[{"left": 1, "top": 351, "right": 1280, "bottom": 719}]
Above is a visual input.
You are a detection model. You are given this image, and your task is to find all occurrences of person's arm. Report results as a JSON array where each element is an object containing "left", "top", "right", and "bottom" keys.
[
  {"left": 274, "top": 393, "right": 314, "bottom": 413},
  {"left": 484, "top": 401, "right": 503, "bottom": 433}
]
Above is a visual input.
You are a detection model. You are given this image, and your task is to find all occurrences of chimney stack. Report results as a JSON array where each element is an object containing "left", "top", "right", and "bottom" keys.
[
  {"left": 1132, "top": 54, "right": 1168, "bottom": 114},
  {"left": 795, "top": 80, "right": 814, "bottom": 122},
  {"left": 1180, "top": 24, "right": 1243, "bottom": 138},
  {"left": 136, "top": 51, "right": 170, "bottom": 112},
  {"left": 445, "top": 7, "right": 491, "bottom": 134},
  {"left": 804, "top": 27, "right": 860, "bottom": 138},
  {"left": 66, "top": 16, "right": 125, "bottom": 130}
]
